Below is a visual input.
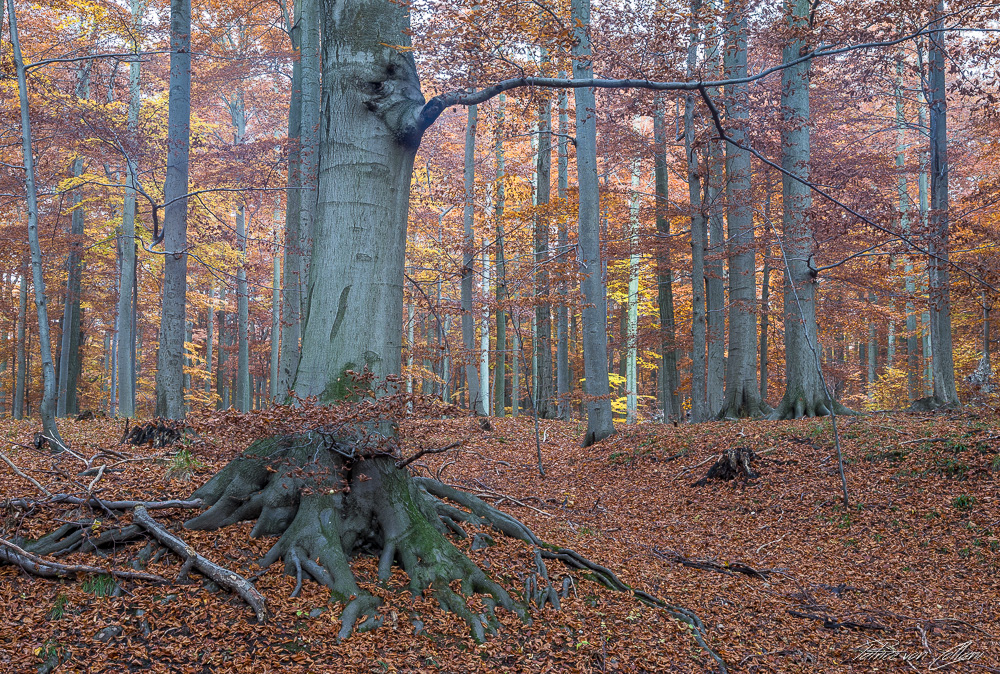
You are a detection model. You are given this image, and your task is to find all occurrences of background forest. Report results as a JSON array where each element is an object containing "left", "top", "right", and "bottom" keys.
[{"left": 2, "top": 0, "right": 998, "bottom": 424}]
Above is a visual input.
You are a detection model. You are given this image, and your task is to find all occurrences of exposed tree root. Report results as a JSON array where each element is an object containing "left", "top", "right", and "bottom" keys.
[
  {"left": 133, "top": 506, "right": 267, "bottom": 622},
  {"left": 178, "top": 431, "right": 727, "bottom": 670},
  {"left": 0, "top": 536, "right": 166, "bottom": 584},
  {"left": 768, "top": 389, "right": 856, "bottom": 420}
]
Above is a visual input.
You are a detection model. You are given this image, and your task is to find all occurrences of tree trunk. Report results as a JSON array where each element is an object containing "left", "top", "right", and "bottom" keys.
[
  {"left": 897, "top": 51, "right": 919, "bottom": 403},
  {"left": 534, "top": 90, "right": 555, "bottom": 418},
  {"left": 556, "top": 84, "right": 571, "bottom": 419},
  {"left": 704, "top": 15, "right": 725, "bottom": 418},
  {"left": 653, "top": 101, "right": 679, "bottom": 422},
  {"left": 493, "top": 97, "right": 508, "bottom": 418},
  {"left": 9, "top": 0, "right": 63, "bottom": 444},
  {"left": 297, "top": 0, "right": 321, "bottom": 328},
  {"left": 14, "top": 257, "right": 27, "bottom": 420},
  {"left": 717, "top": 4, "right": 767, "bottom": 419},
  {"left": 572, "top": 0, "right": 615, "bottom": 445},
  {"left": 759, "top": 250, "right": 771, "bottom": 402},
  {"left": 926, "top": 0, "right": 959, "bottom": 408},
  {"left": 270, "top": 215, "right": 281, "bottom": 400},
  {"left": 626, "top": 153, "right": 641, "bottom": 425},
  {"left": 480, "top": 243, "right": 491, "bottom": 412},
  {"left": 206, "top": 287, "right": 215, "bottom": 397},
  {"left": 236, "top": 205, "right": 251, "bottom": 411},
  {"left": 769, "top": 0, "right": 847, "bottom": 419},
  {"left": 461, "top": 103, "right": 484, "bottom": 414},
  {"left": 117, "top": 1, "right": 141, "bottom": 418},
  {"left": 686, "top": 0, "right": 708, "bottom": 423},
  {"left": 155, "top": 0, "right": 191, "bottom": 420}
]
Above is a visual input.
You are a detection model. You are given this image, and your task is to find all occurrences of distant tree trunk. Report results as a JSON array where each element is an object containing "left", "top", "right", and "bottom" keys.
[
  {"left": 926, "top": 0, "right": 959, "bottom": 408},
  {"left": 236, "top": 205, "right": 251, "bottom": 411},
  {"left": 572, "top": 0, "right": 615, "bottom": 444},
  {"left": 534, "top": 89, "right": 555, "bottom": 419},
  {"left": 58, "top": 62, "right": 91, "bottom": 418},
  {"left": 279, "top": 10, "right": 303, "bottom": 397},
  {"left": 769, "top": 0, "right": 849, "bottom": 419},
  {"left": 704, "top": 10, "right": 725, "bottom": 417},
  {"left": 461, "top": 103, "right": 484, "bottom": 414},
  {"left": 155, "top": 0, "right": 191, "bottom": 419},
  {"left": 917, "top": 42, "right": 932, "bottom": 395},
  {"left": 270, "top": 216, "right": 281, "bottom": 400},
  {"left": 897, "top": 51, "right": 919, "bottom": 402},
  {"left": 9, "top": 0, "right": 63, "bottom": 444},
  {"left": 216, "top": 288, "right": 228, "bottom": 408},
  {"left": 556, "top": 84, "right": 571, "bottom": 419},
  {"left": 626, "top": 153, "right": 641, "bottom": 425},
  {"left": 653, "top": 101, "right": 679, "bottom": 422},
  {"left": 480, "top": 244, "right": 491, "bottom": 412},
  {"left": 297, "top": 0, "right": 320, "bottom": 327},
  {"left": 718, "top": 3, "right": 767, "bottom": 419},
  {"left": 686, "top": 0, "right": 708, "bottom": 422},
  {"left": 206, "top": 287, "right": 215, "bottom": 396},
  {"left": 117, "top": 1, "right": 141, "bottom": 418},
  {"left": 493, "top": 96, "right": 508, "bottom": 418},
  {"left": 759, "top": 251, "right": 771, "bottom": 402},
  {"left": 14, "top": 258, "right": 27, "bottom": 420}
]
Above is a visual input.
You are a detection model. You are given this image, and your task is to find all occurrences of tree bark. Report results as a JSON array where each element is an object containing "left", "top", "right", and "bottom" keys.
[
  {"left": 461, "top": 103, "right": 485, "bottom": 414},
  {"left": 626, "top": 153, "right": 641, "bottom": 425},
  {"left": 926, "top": 0, "right": 959, "bottom": 408},
  {"left": 14, "top": 257, "right": 27, "bottom": 420},
  {"left": 155, "top": 0, "right": 191, "bottom": 419},
  {"left": 556, "top": 84, "right": 571, "bottom": 419},
  {"left": 653, "top": 102, "right": 679, "bottom": 422},
  {"left": 704, "top": 8, "right": 725, "bottom": 417},
  {"left": 572, "top": 0, "right": 615, "bottom": 444},
  {"left": 534, "top": 90, "right": 555, "bottom": 418},
  {"left": 717, "top": 2, "right": 767, "bottom": 419},
  {"left": 493, "top": 96, "right": 508, "bottom": 417},
  {"left": 9, "top": 0, "right": 63, "bottom": 444}
]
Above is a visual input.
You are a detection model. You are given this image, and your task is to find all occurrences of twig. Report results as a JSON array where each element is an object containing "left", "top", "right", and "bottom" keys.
[
  {"left": 4, "top": 495, "right": 203, "bottom": 511},
  {"left": 899, "top": 437, "right": 948, "bottom": 445},
  {"left": 86, "top": 465, "right": 106, "bottom": 492},
  {"left": 676, "top": 453, "right": 721, "bottom": 479},
  {"left": 0, "top": 451, "right": 52, "bottom": 496},
  {"left": 755, "top": 533, "right": 788, "bottom": 554},
  {"left": 469, "top": 489, "right": 553, "bottom": 518},
  {"left": 132, "top": 506, "right": 267, "bottom": 622},
  {"left": 0, "top": 536, "right": 167, "bottom": 583},
  {"left": 396, "top": 441, "right": 463, "bottom": 469}
]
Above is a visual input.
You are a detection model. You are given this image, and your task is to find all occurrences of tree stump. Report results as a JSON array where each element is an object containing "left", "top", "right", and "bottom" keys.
[{"left": 692, "top": 447, "right": 759, "bottom": 487}]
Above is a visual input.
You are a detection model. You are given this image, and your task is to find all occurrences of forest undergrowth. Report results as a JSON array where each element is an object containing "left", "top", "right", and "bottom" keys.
[{"left": 1, "top": 408, "right": 998, "bottom": 673}]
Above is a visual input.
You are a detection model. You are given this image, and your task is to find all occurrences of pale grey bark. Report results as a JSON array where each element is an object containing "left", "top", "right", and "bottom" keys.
[
  {"left": 926, "top": 0, "right": 959, "bottom": 408},
  {"left": 759, "top": 250, "right": 771, "bottom": 402},
  {"left": 9, "top": 0, "right": 62, "bottom": 443},
  {"left": 206, "top": 286, "right": 214, "bottom": 396},
  {"left": 14, "top": 258, "right": 27, "bottom": 420},
  {"left": 717, "top": 5, "right": 766, "bottom": 419},
  {"left": 270, "top": 214, "right": 281, "bottom": 400},
  {"left": 291, "top": 0, "right": 426, "bottom": 400},
  {"left": 653, "top": 102, "right": 679, "bottom": 422},
  {"left": 534, "top": 90, "right": 555, "bottom": 418},
  {"left": 116, "top": 1, "right": 142, "bottom": 418},
  {"left": 769, "top": 0, "right": 847, "bottom": 419},
  {"left": 896, "top": 53, "right": 919, "bottom": 402},
  {"left": 493, "top": 96, "right": 508, "bottom": 417},
  {"left": 461, "top": 104, "right": 484, "bottom": 414},
  {"left": 279, "top": 10, "right": 303, "bottom": 397},
  {"left": 626, "top": 156, "right": 640, "bottom": 425},
  {"left": 236, "top": 205, "right": 250, "bottom": 411},
  {"left": 556, "top": 84, "right": 570, "bottom": 419},
  {"left": 57, "top": 62, "right": 91, "bottom": 418},
  {"left": 155, "top": 0, "right": 191, "bottom": 419},
  {"left": 479, "top": 243, "right": 491, "bottom": 412},
  {"left": 685, "top": 0, "right": 708, "bottom": 423},
  {"left": 704, "top": 8, "right": 725, "bottom": 417},
  {"left": 572, "top": 0, "right": 614, "bottom": 445},
  {"left": 917, "top": 45, "right": 932, "bottom": 395},
  {"left": 297, "top": 0, "right": 320, "bottom": 325}
]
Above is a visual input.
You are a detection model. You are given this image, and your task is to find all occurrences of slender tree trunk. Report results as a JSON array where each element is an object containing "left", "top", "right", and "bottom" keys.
[
  {"left": 626, "top": 152, "right": 641, "bottom": 425},
  {"left": 480, "top": 244, "right": 491, "bottom": 412},
  {"left": 461, "top": 103, "right": 484, "bottom": 414},
  {"left": 926, "top": 0, "right": 958, "bottom": 407},
  {"left": 270, "top": 215, "right": 281, "bottom": 400},
  {"left": 155, "top": 0, "right": 191, "bottom": 419},
  {"left": 117, "top": 2, "right": 141, "bottom": 418},
  {"left": 206, "top": 286, "right": 214, "bottom": 396},
  {"left": 279, "top": 15, "right": 303, "bottom": 397},
  {"left": 759, "top": 249, "right": 771, "bottom": 402},
  {"left": 686, "top": 0, "right": 707, "bottom": 422},
  {"left": 14, "top": 258, "right": 27, "bottom": 420},
  {"left": 534, "top": 89, "right": 555, "bottom": 418},
  {"left": 556, "top": 84, "right": 571, "bottom": 420},
  {"left": 9, "top": 0, "right": 63, "bottom": 443},
  {"left": 718, "top": 3, "right": 766, "bottom": 418},
  {"left": 704, "top": 9, "right": 725, "bottom": 417},
  {"left": 493, "top": 96, "right": 508, "bottom": 418},
  {"left": 236, "top": 205, "right": 251, "bottom": 411},
  {"left": 572, "top": 0, "right": 614, "bottom": 444},
  {"left": 653, "top": 101, "right": 679, "bottom": 422},
  {"left": 216, "top": 288, "right": 228, "bottom": 408},
  {"left": 897, "top": 52, "right": 919, "bottom": 402},
  {"left": 917, "top": 43, "right": 932, "bottom": 396}
]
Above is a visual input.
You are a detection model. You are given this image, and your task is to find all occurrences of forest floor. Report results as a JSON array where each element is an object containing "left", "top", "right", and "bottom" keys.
[{"left": 0, "top": 408, "right": 998, "bottom": 673}]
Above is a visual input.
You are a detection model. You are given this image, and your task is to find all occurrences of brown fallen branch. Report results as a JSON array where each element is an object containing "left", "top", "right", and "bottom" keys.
[
  {"left": 0, "top": 536, "right": 167, "bottom": 584},
  {"left": 899, "top": 437, "right": 948, "bottom": 445},
  {"left": 132, "top": 506, "right": 267, "bottom": 622},
  {"left": 5, "top": 494, "right": 203, "bottom": 511},
  {"left": 0, "top": 451, "right": 52, "bottom": 496},
  {"left": 396, "top": 441, "right": 463, "bottom": 469},
  {"left": 786, "top": 609, "right": 888, "bottom": 632},
  {"left": 654, "top": 549, "right": 773, "bottom": 580}
]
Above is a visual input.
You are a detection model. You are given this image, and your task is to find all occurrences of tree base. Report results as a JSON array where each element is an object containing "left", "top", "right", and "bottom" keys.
[
  {"left": 692, "top": 447, "right": 759, "bottom": 487},
  {"left": 183, "top": 432, "right": 537, "bottom": 640},
  {"left": 768, "top": 390, "right": 856, "bottom": 420}
]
